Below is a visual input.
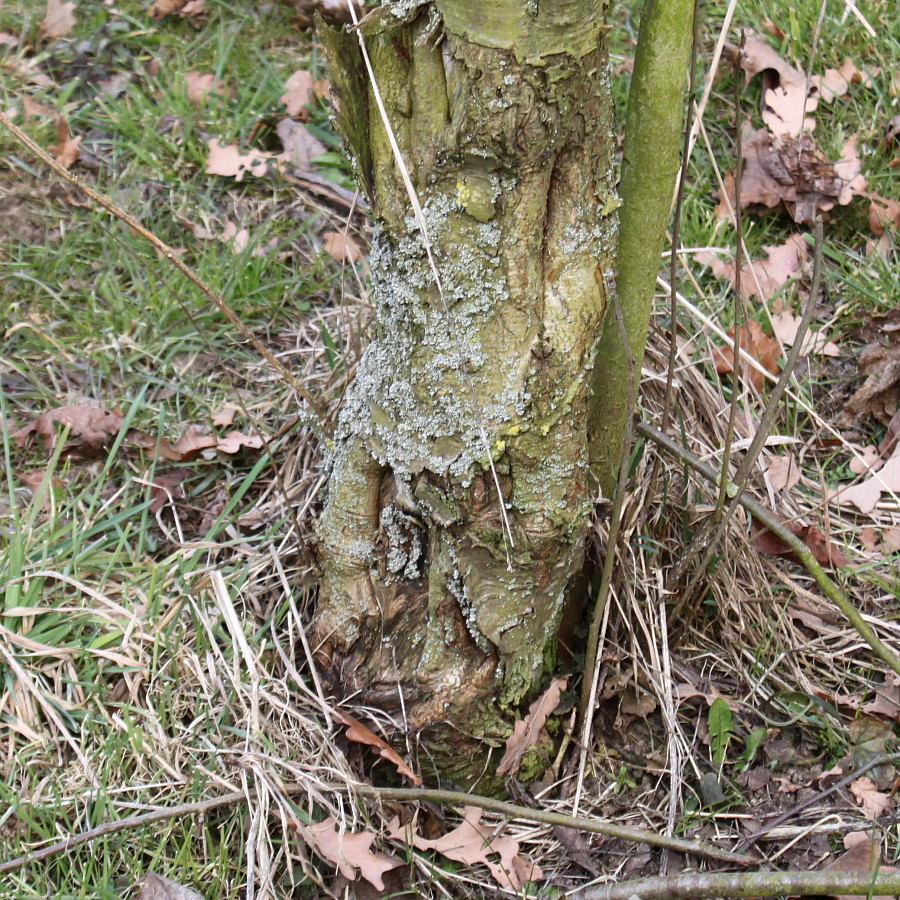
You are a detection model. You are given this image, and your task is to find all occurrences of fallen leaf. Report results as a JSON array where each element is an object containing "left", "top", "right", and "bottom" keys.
[
  {"left": 169, "top": 425, "right": 218, "bottom": 460},
  {"left": 204, "top": 139, "right": 271, "bottom": 182},
  {"left": 388, "top": 807, "right": 542, "bottom": 891},
  {"left": 39, "top": 0, "right": 76, "bottom": 38},
  {"left": 766, "top": 454, "right": 800, "bottom": 492},
  {"left": 148, "top": 470, "right": 186, "bottom": 514},
  {"left": 849, "top": 776, "right": 892, "bottom": 818},
  {"left": 322, "top": 231, "right": 362, "bottom": 264},
  {"left": 866, "top": 192, "right": 900, "bottom": 237},
  {"left": 858, "top": 526, "right": 880, "bottom": 553},
  {"left": 861, "top": 677, "right": 900, "bottom": 720},
  {"left": 0, "top": 32, "right": 19, "bottom": 47},
  {"left": 771, "top": 311, "right": 840, "bottom": 357},
  {"left": 280, "top": 70, "right": 315, "bottom": 118},
  {"left": 51, "top": 119, "right": 80, "bottom": 169},
  {"left": 221, "top": 220, "right": 249, "bottom": 253},
  {"left": 712, "top": 320, "right": 781, "bottom": 391},
  {"left": 211, "top": 405, "right": 238, "bottom": 427},
  {"left": 297, "top": 817, "right": 402, "bottom": 891},
  {"left": 833, "top": 448, "right": 900, "bottom": 515},
  {"left": 22, "top": 96, "right": 56, "bottom": 119},
  {"left": 276, "top": 118, "right": 327, "bottom": 170},
  {"left": 849, "top": 446, "right": 881, "bottom": 476},
  {"left": 150, "top": 0, "right": 206, "bottom": 18},
  {"left": 497, "top": 676, "right": 567, "bottom": 777},
  {"left": 719, "top": 127, "right": 867, "bottom": 226},
  {"left": 14, "top": 406, "right": 123, "bottom": 455},
  {"left": 138, "top": 872, "right": 205, "bottom": 899},
  {"left": 185, "top": 72, "right": 228, "bottom": 108},
  {"left": 292, "top": 0, "right": 365, "bottom": 22},
  {"left": 214, "top": 430, "right": 263, "bottom": 453},
  {"left": 333, "top": 710, "right": 422, "bottom": 785},
  {"left": 839, "top": 311, "right": 900, "bottom": 427},
  {"left": 823, "top": 832, "right": 900, "bottom": 900},
  {"left": 730, "top": 35, "right": 816, "bottom": 137},
  {"left": 699, "top": 235, "right": 808, "bottom": 305},
  {"left": 882, "top": 527, "right": 900, "bottom": 554},
  {"left": 751, "top": 512, "right": 850, "bottom": 568}
]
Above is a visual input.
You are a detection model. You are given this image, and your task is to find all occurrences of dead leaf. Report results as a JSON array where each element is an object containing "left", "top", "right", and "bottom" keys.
[
  {"left": 22, "top": 96, "right": 56, "bottom": 119},
  {"left": 138, "top": 872, "right": 205, "bottom": 900},
  {"left": 712, "top": 320, "right": 781, "bottom": 391},
  {"left": 771, "top": 311, "right": 840, "bottom": 357},
  {"left": 276, "top": 118, "right": 327, "bottom": 170},
  {"left": 729, "top": 35, "right": 817, "bottom": 137},
  {"left": 292, "top": 0, "right": 365, "bottom": 22},
  {"left": 699, "top": 235, "right": 808, "bottom": 305},
  {"left": 849, "top": 776, "right": 892, "bottom": 818},
  {"left": 849, "top": 446, "right": 881, "bottom": 476},
  {"left": 882, "top": 527, "right": 900, "bottom": 554},
  {"left": 185, "top": 72, "right": 228, "bottom": 108},
  {"left": 214, "top": 430, "right": 263, "bottom": 453},
  {"left": 823, "top": 832, "right": 900, "bottom": 900},
  {"left": 221, "top": 220, "right": 249, "bottom": 253},
  {"left": 280, "top": 70, "right": 315, "bottom": 118},
  {"left": 497, "top": 676, "right": 567, "bottom": 777},
  {"left": 148, "top": 470, "right": 186, "bottom": 514},
  {"left": 168, "top": 425, "right": 218, "bottom": 460},
  {"left": 719, "top": 127, "right": 867, "bottom": 226},
  {"left": 0, "top": 32, "right": 19, "bottom": 47},
  {"left": 204, "top": 139, "right": 271, "bottom": 182},
  {"left": 14, "top": 406, "right": 123, "bottom": 455},
  {"left": 211, "top": 406, "right": 238, "bottom": 427},
  {"left": 766, "top": 454, "right": 801, "bottom": 492},
  {"left": 751, "top": 512, "right": 850, "bottom": 568},
  {"left": 322, "top": 231, "right": 362, "bottom": 264},
  {"left": 51, "top": 119, "right": 80, "bottom": 169},
  {"left": 39, "top": 0, "right": 76, "bottom": 38},
  {"left": 867, "top": 192, "right": 900, "bottom": 237},
  {"left": 150, "top": 0, "right": 206, "bottom": 18},
  {"left": 333, "top": 710, "right": 422, "bottom": 785},
  {"left": 861, "top": 677, "right": 900, "bottom": 721},
  {"left": 388, "top": 807, "right": 542, "bottom": 891},
  {"left": 297, "top": 817, "right": 402, "bottom": 891},
  {"left": 833, "top": 449, "right": 900, "bottom": 515}
]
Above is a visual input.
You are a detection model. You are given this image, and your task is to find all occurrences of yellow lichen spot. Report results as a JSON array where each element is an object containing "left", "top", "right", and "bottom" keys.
[
  {"left": 456, "top": 181, "right": 472, "bottom": 208},
  {"left": 540, "top": 423, "right": 550, "bottom": 435},
  {"left": 493, "top": 439, "right": 506, "bottom": 455}
]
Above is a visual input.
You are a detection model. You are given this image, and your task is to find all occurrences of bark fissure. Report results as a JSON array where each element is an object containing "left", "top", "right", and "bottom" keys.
[{"left": 313, "top": 4, "right": 615, "bottom": 778}]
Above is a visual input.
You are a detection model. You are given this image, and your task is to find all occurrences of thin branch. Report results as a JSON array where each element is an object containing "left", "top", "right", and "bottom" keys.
[
  {"left": 0, "top": 111, "right": 329, "bottom": 441},
  {"left": 571, "top": 869, "right": 900, "bottom": 900},
  {"left": 579, "top": 293, "right": 638, "bottom": 733},
  {"left": 638, "top": 420, "right": 900, "bottom": 679},
  {"left": 0, "top": 780, "right": 757, "bottom": 875},
  {"left": 351, "top": 786, "right": 756, "bottom": 865}
]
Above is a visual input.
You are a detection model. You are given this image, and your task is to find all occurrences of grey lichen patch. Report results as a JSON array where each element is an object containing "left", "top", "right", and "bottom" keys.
[{"left": 380, "top": 505, "right": 424, "bottom": 580}]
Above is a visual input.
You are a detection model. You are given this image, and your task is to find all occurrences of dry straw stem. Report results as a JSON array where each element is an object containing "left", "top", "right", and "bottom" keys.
[
  {"left": 0, "top": 111, "right": 329, "bottom": 439},
  {"left": 671, "top": 221, "right": 823, "bottom": 601},
  {"left": 571, "top": 869, "right": 900, "bottom": 900},
  {"left": 638, "top": 421, "right": 900, "bottom": 679}
]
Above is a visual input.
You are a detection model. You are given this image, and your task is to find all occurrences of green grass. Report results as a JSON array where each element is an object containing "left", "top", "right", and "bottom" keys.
[{"left": 0, "top": 0, "right": 899, "bottom": 896}]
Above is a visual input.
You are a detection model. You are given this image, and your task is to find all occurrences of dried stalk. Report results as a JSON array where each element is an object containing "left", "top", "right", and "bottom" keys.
[{"left": 638, "top": 421, "right": 900, "bottom": 678}]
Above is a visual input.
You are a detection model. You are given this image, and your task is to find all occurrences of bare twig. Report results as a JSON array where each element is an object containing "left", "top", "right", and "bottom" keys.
[
  {"left": 0, "top": 780, "right": 757, "bottom": 874},
  {"left": 352, "top": 786, "right": 756, "bottom": 865},
  {"left": 571, "top": 869, "right": 900, "bottom": 900}
]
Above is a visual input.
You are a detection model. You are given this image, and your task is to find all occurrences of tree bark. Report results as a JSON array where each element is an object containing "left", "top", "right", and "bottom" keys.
[{"left": 312, "top": 0, "right": 615, "bottom": 782}]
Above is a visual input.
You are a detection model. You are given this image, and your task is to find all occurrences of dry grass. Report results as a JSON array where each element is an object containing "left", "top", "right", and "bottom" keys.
[{"left": 2, "top": 0, "right": 899, "bottom": 897}]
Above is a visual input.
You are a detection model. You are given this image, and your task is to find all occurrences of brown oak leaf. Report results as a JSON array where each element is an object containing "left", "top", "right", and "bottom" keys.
[
  {"left": 333, "top": 710, "right": 421, "bottom": 785},
  {"left": 497, "top": 676, "right": 567, "bottom": 777}
]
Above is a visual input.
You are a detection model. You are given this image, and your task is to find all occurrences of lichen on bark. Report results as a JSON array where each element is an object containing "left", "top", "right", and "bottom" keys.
[{"left": 312, "top": 1, "right": 616, "bottom": 779}]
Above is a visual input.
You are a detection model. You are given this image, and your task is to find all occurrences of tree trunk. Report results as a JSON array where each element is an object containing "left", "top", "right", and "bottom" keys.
[{"left": 313, "top": 1, "right": 615, "bottom": 782}]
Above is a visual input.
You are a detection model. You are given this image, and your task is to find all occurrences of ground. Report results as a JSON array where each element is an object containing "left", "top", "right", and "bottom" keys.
[{"left": 1, "top": 0, "right": 900, "bottom": 897}]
